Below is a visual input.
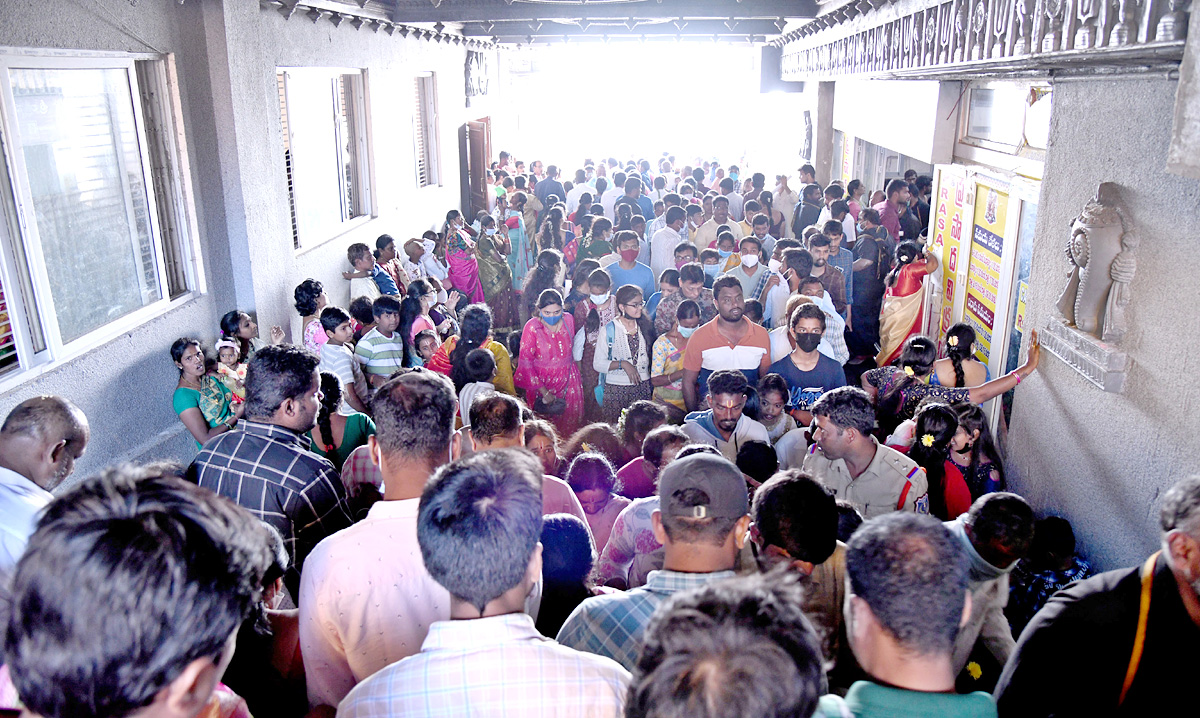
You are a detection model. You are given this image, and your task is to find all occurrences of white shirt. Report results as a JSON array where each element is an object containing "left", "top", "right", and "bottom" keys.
[
  {"left": 724, "top": 191, "right": 745, "bottom": 222},
  {"left": 773, "top": 186, "right": 800, "bottom": 238},
  {"left": 566, "top": 183, "right": 592, "bottom": 214},
  {"left": 458, "top": 381, "right": 495, "bottom": 428},
  {"left": 817, "top": 206, "right": 858, "bottom": 244},
  {"left": 0, "top": 466, "right": 52, "bottom": 576},
  {"left": 600, "top": 186, "right": 625, "bottom": 220},
  {"left": 337, "top": 613, "right": 630, "bottom": 718},
  {"left": 320, "top": 342, "right": 369, "bottom": 415},
  {"left": 681, "top": 413, "right": 771, "bottom": 462},
  {"left": 299, "top": 499, "right": 451, "bottom": 708},
  {"left": 419, "top": 250, "right": 448, "bottom": 282},
  {"left": 349, "top": 276, "right": 380, "bottom": 302},
  {"left": 649, "top": 225, "right": 684, "bottom": 281},
  {"left": 693, "top": 217, "right": 745, "bottom": 250}
]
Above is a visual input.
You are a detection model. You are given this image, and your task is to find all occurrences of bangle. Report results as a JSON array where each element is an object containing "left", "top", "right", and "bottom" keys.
[{"left": 1010, "top": 372, "right": 1022, "bottom": 385}]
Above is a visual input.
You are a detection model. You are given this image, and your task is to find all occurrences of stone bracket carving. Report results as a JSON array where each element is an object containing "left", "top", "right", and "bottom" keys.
[{"left": 1041, "top": 319, "right": 1129, "bottom": 392}]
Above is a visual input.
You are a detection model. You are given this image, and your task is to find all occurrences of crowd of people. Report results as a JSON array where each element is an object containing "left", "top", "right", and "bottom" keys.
[{"left": 0, "top": 153, "right": 1195, "bottom": 718}]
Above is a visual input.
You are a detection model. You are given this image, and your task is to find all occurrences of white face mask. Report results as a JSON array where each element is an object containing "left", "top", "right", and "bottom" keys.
[
  {"left": 768, "top": 258, "right": 782, "bottom": 273},
  {"left": 485, "top": 228, "right": 497, "bottom": 236},
  {"left": 436, "top": 289, "right": 448, "bottom": 304},
  {"left": 741, "top": 254, "right": 760, "bottom": 268},
  {"left": 421, "top": 239, "right": 436, "bottom": 255},
  {"left": 590, "top": 292, "right": 609, "bottom": 305}
]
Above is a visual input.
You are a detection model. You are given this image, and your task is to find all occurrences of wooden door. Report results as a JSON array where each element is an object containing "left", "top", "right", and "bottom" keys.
[{"left": 466, "top": 117, "right": 490, "bottom": 216}]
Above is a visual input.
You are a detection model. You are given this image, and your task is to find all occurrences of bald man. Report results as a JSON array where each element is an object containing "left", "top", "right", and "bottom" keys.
[{"left": 0, "top": 395, "right": 89, "bottom": 574}]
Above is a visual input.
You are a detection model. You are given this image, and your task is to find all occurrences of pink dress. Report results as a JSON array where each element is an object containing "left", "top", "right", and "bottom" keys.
[
  {"left": 446, "top": 230, "right": 485, "bottom": 303},
  {"left": 409, "top": 314, "right": 437, "bottom": 343},
  {"left": 513, "top": 314, "right": 584, "bottom": 437},
  {"left": 303, "top": 319, "right": 327, "bottom": 355}
]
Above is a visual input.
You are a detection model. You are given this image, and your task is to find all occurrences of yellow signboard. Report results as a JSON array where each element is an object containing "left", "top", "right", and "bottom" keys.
[
  {"left": 931, "top": 169, "right": 972, "bottom": 346},
  {"left": 963, "top": 185, "right": 1009, "bottom": 363}
]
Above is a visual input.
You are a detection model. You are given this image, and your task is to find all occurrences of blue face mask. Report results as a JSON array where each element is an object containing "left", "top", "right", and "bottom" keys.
[
  {"left": 542, "top": 314, "right": 563, "bottom": 325},
  {"left": 718, "top": 249, "right": 733, "bottom": 259},
  {"left": 704, "top": 264, "right": 720, "bottom": 277}
]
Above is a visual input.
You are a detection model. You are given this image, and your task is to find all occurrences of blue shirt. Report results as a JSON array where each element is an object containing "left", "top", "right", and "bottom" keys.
[
  {"left": 607, "top": 261, "right": 656, "bottom": 303},
  {"left": 829, "top": 247, "right": 854, "bottom": 303},
  {"left": 556, "top": 569, "right": 736, "bottom": 670},
  {"left": 768, "top": 352, "right": 848, "bottom": 412},
  {"left": 646, "top": 291, "right": 664, "bottom": 321},
  {"left": 372, "top": 264, "right": 399, "bottom": 296}
]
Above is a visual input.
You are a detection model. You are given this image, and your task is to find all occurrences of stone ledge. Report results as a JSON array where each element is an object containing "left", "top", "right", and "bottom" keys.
[{"left": 1041, "top": 319, "right": 1129, "bottom": 393}]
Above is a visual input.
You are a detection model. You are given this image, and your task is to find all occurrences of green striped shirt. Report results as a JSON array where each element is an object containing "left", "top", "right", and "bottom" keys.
[{"left": 354, "top": 328, "right": 406, "bottom": 376}]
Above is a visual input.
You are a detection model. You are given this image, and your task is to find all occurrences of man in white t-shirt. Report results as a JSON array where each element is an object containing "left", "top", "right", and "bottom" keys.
[{"left": 650, "top": 206, "right": 688, "bottom": 281}]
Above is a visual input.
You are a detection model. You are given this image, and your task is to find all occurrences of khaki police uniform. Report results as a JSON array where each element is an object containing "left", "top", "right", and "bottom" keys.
[{"left": 802, "top": 437, "right": 929, "bottom": 518}]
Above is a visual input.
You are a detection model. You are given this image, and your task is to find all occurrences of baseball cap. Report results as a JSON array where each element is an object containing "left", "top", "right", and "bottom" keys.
[{"left": 658, "top": 454, "right": 749, "bottom": 519}]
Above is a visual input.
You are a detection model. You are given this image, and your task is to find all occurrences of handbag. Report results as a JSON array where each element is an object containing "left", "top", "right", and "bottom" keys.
[
  {"left": 533, "top": 393, "right": 568, "bottom": 416},
  {"left": 594, "top": 322, "right": 615, "bottom": 405}
]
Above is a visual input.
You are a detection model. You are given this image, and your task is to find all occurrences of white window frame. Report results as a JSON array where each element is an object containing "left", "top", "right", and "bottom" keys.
[
  {"left": 277, "top": 66, "right": 375, "bottom": 253},
  {"left": 0, "top": 48, "right": 202, "bottom": 393},
  {"left": 956, "top": 81, "right": 1050, "bottom": 167},
  {"left": 414, "top": 72, "right": 440, "bottom": 189}
]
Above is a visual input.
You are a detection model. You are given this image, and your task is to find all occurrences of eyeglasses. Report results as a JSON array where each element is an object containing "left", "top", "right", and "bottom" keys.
[{"left": 624, "top": 301, "right": 645, "bottom": 309}]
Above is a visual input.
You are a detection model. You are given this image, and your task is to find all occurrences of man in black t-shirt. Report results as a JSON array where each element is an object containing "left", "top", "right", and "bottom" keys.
[{"left": 846, "top": 208, "right": 891, "bottom": 358}]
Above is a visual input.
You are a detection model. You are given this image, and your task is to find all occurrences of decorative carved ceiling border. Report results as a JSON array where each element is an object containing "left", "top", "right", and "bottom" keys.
[{"left": 258, "top": 0, "right": 496, "bottom": 48}]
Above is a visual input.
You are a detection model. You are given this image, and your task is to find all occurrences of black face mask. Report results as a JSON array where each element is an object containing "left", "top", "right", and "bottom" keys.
[{"left": 795, "top": 333, "right": 822, "bottom": 353}]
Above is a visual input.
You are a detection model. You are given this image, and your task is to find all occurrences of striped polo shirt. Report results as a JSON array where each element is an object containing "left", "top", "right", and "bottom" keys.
[{"left": 353, "top": 327, "right": 406, "bottom": 376}]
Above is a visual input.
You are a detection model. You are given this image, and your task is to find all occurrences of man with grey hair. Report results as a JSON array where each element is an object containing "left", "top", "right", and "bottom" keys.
[{"left": 995, "top": 476, "right": 1200, "bottom": 715}]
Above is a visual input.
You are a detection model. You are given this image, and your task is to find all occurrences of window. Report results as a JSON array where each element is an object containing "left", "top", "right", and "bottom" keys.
[
  {"left": 960, "top": 82, "right": 1052, "bottom": 155},
  {"left": 277, "top": 67, "right": 373, "bottom": 249},
  {"left": 414, "top": 73, "right": 439, "bottom": 188},
  {"left": 0, "top": 52, "right": 200, "bottom": 386}
]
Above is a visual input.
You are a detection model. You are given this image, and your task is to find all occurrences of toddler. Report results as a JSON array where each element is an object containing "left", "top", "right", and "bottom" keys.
[
  {"left": 458, "top": 348, "right": 496, "bottom": 429},
  {"left": 214, "top": 340, "right": 247, "bottom": 404}
]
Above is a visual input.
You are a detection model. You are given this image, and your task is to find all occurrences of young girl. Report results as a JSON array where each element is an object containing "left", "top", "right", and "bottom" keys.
[
  {"left": 505, "top": 191, "right": 535, "bottom": 293},
  {"left": 950, "top": 402, "right": 1007, "bottom": 499},
  {"left": 575, "top": 269, "right": 617, "bottom": 421},
  {"left": 593, "top": 284, "right": 656, "bottom": 425},
  {"left": 889, "top": 403, "right": 972, "bottom": 520},
  {"left": 215, "top": 340, "right": 248, "bottom": 405},
  {"left": 576, "top": 217, "right": 614, "bottom": 263},
  {"left": 522, "top": 249, "right": 565, "bottom": 324},
  {"left": 443, "top": 210, "right": 485, "bottom": 303},
  {"left": 397, "top": 279, "right": 441, "bottom": 367},
  {"left": 650, "top": 299, "right": 699, "bottom": 424},
  {"left": 563, "top": 259, "right": 600, "bottom": 317},
  {"left": 293, "top": 279, "right": 328, "bottom": 355},
  {"left": 565, "top": 452, "right": 631, "bottom": 554},
  {"left": 756, "top": 373, "right": 798, "bottom": 444},
  {"left": 514, "top": 289, "right": 584, "bottom": 437},
  {"left": 538, "top": 205, "right": 568, "bottom": 254},
  {"left": 308, "top": 372, "right": 375, "bottom": 473},
  {"left": 219, "top": 310, "right": 284, "bottom": 363}
]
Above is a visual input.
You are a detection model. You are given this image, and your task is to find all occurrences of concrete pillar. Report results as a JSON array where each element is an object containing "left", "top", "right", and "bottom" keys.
[{"left": 814, "top": 81, "right": 836, "bottom": 186}]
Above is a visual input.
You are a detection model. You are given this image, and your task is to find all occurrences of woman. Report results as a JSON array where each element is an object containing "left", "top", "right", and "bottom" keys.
[
  {"left": 171, "top": 338, "right": 237, "bottom": 448},
  {"left": 845, "top": 179, "right": 865, "bottom": 221},
  {"left": 615, "top": 400, "right": 668, "bottom": 467},
  {"left": 889, "top": 403, "right": 972, "bottom": 520},
  {"left": 571, "top": 192, "right": 593, "bottom": 226},
  {"left": 475, "top": 214, "right": 520, "bottom": 335},
  {"left": 933, "top": 323, "right": 990, "bottom": 387},
  {"left": 564, "top": 259, "right": 600, "bottom": 317},
  {"left": 373, "top": 234, "right": 410, "bottom": 294},
  {"left": 650, "top": 299, "right": 699, "bottom": 423},
  {"left": 576, "top": 216, "right": 614, "bottom": 263},
  {"left": 396, "top": 279, "right": 441, "bottom": 367},
  {"left": 876, "top": 241, "right": 939, "bottom": 367},
  {"left": 427, "top": 303, "right": 516, "bottom": 395},
  {"left": 863, "top": 332, "right": 1042, "bottom": 439},
  {"left": 615, "top": 425, "right": 689, "bottom": 500},
  {"left": 565, "top": 453, "right": 631, "bottom": 554},
  {"left": 525, "top": 419, "right": 564, "bottom": 477},
  {"left": 951, "top": 402, "right": 1006, "bottom": 499},
  {"left": 538, "top": 205, "right": 568, "bottom": 254},
  {"left": 293, "top": 279, "right": 327, "bottom": 355},
  {"left": 444, "top": 210, "right": 485, "bottom": 303},
  {"left": 308, "top": 372, "right": 376, "bottom": 473},
  {"left": 219, "top": 310, "right": 283, "bottom": 363},
  {"left": 504, "top": 191, "right": 535, "bottom": 295},
  {"left": 522, "top": 249, "right": 565, "bottom": 325},
  {"left": 593, "top": 284, "right": 656, "bottom": 425},
  {"left": 560, "top": 423, "right": 625, "bottom": 469},
  {"left": 513, "top": 289, "right": 585, "bottom": 437},
  {"left": 536, "top": 515, "right": 611, "bottom": 638},
  {"left": 575, "top": 268, "right": 618, "bottom": 421},
  {"left": 758, "top": 189, "right": 787, "bottom": 240}
]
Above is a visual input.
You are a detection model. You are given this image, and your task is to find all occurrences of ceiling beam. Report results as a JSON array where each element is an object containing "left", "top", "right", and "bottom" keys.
[
  {"left": 391, "top": 0, "right": 819, "bottom": 23},
  {"left": 461, "top": 18, "right": 784, "bottom": 37}
]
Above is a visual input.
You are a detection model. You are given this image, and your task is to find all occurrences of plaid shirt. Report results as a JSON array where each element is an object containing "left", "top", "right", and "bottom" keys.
[
  {"left": 337, "top": 613, "right": 630, "bottom": 718},
  {"left": 556, "top": 569, "right": 737, "bottom": 670},
  {"left": 186, "top": 420, "right": 353, "bottom": 596}
]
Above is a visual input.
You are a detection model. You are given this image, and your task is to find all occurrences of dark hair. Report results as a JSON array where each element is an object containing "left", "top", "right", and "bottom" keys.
[
  {"left": 561, "top": 423, "right": 624, "bottom": 467},
  {"left": 752, "top": 470, "right": 837, "bottom": 565},
  {"left": 781, "top": 248, "right": 814, "bottom": 277},
  {"left": 219, "top": 310, "right": 253, "bottom": 361},
  {"left": 293, "top": 278, "right": 324, "bottom": 317},
  {"left": 847, "top": 179, "right": 862, "bottom": 196},
  {"left": 565, "top": 452, "right": 617, "bottom": 494},
  {"left": 469, "top": 393, "right": 522, "bottom": 445},
  {"left": 675, "top": 299, "right": 701, "bottom": 327},
  {"left": 707, "top": 369, "right": 748, "bottom": 399},
  {"left": 619, "top": 400, "right": 667, "bottom": 449},
  {"left": 877, "top": 336, "right": 938, "bottom": 433},
  {"left": 643, "top": 425, "right": 689, "bottom": 469},
  {"left": 571, "top": 259, "right": 600, "bottom": 293},
  {"left": 418, "top": 449, "right": 543, "bottom": 612},
  {"left": 449, "top": 304, "right": 493, "bottom": 391},
  {"left": 583, "top": 269, "right": 613, "bottom": 341},
  {"left": 836, "top": 500, "right": 865, "bottom": 542},
  {"left": 539, "top": 206, "right": 566, "bottom": 251},
  {"left": 348, "top": 296, "right": 375, "bottom": 326},
  {"left": 314, "top": 371, "right": 342, "bottom": 453},
  {"left": 464, "top": 347, "right": 497, "bottom": 384},
  {"left": 319, "top": 306, "right": 351, "bottom": 333},
  {"left": 847, "top": 512, "right": 969, "bottom": 654},
  {"left": 664, "top": 205, "right": 687, "bottom": 225},
  {"left": 945, "top": 323, "right": 977, "bottom": 388},
  {"left": 953, "top": 403, "right": 1006, "bottom": 493},
  {"left": 886, "top": 178, "right": 909, "bottom": 198},
  {"left": 658, "top": 268, "right": 680, "bottom": 287},
  {"left": 371, "top": 369, "right": 457, "bottom": 463},
  {"left": 629, "top": 571, "right": 823, "bottom": 718},
  {"left": 743, "top": 299, "right": 764, "bottom": 324},
  {"left": 789, "top": 302, "right": 826, "bottom": 334},
  {"left": 397, "top": 278, "right": 431, "bottom": 368},
  {"left": 348, "top": 242, "right": 372, "bottom": 266},
  {"left": 736, "top": 440, "right": 777, "bottom": 486},
  {"left": 169, "top": 337, "right": 202, "bottom": 376},
  {"left": 6, "top": 466, "right": 271, "bottom": 718},
  {"left": 614, "top": 284, "right": 656, "bottom": 345},
  {"left": 372, "top": 295, "right": 401, "bottom": 318},
  {"left": 243, "top": 345, "right": 319, "bottom": 420},
  {"left": 861, "top": 207, "right": 881, "bottom": 225},
  {"left": 678, "top": 262, "right": 705, "bottom": 285},
  {"left": 908, "top": 403, "right": 959, "bottom": 519},
  {"left": 811, "top": 386, "right": 875, "bottom": 437},
  {"left": 711, "top": 275, "right": 743, "bottom": 304},
  {"left": 757, "top": 373, "right": 789, "bottom": 404},
  {"left": 809, "top": 234, "right": 831, "bottom": 249},
  {"left": 1029, "top": 516, "right": 1076, "bottom": 563},
  {"left": 966, "top": 492, "right": 1035, "bottom": 555},
  {"left": 676, "top": 444, "right": 723, "bottom": 460},
  {"left": 523, "top": 249, "right": 563, "bottom": 315},
  {"left": 821, "top": 220, "right": 843, "bottom": 237},
  {"left": 536, "top": 288, "right": 564, "bottom": 311},
  {"left": 541, "top": 514, "right": 594, "bottom": 586},
  {"left": 886, "top": 240, "right": 922, "bottom": 288}
]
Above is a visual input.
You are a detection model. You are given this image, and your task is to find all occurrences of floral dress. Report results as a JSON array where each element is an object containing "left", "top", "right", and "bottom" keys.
[
  {"left": 650, "top": 334, "right": 687, "bottom": 410},
  {"left": 595, "top": 496, "right": 664, "bottom": 589},
  {"left": 513, "top": 314, "right": 584, "bottom": 437}
]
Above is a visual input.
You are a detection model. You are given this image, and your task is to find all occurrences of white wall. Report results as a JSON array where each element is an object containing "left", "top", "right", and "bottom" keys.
[{"left": 833, "top": 80, "right": 959, "bottom": 164}]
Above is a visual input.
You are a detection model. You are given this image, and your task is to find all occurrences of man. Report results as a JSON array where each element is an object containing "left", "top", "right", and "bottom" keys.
[
  {"left": 995, "top": 475, "right": 1200, "bottom": 715},
  {"left": 815, "top": 513, "right": 998, "bottom": 717},
  {"left": 750, "top": 470, "right": 852, "bottom": 682},
  {"left": 682, "top": 276, "right": 772, "bottom": 411},
  {"left": 818, "top": 187, "right": 858, "bottom": 245},
  {"left": 558, "top": 453, "right": 752, "bottom": 670},
  {"left": 759, "top": 243, "right": 807, "bottom": 329},
  {"left": 718, "top": 176, "right": 744, "bottom": 222},
  {"left": 5, "top": 466, "right": 271, "bottom": 718},
  {"left": 873, "top": 179, "right": 910, "bottom": 240},
  {"left": 774, "top": 174, "right": 800, "bottom": 238},
  {"left": 340, "top": 450, "right": 630, "bottom": 716},
  {"left": 654, "top": 262, "right": 717, "bottom": 335},
  {"left": 615, "top": 176, "right": 655, "bottom": 222},
  {"left": 0, "top": 396, "right": 89, "bottom": 579},
  {"left": 791, "top": 182, "right": 824, "bottom": 238},
  {"left": 682, "top": 369, "right": 770, "bottom": 461},
  {"left": 746, "top": 210, "right": 777, "bottom": 257},
  {"left": 650, "top": 205, "right": 688, "bottom": 280},
  {"left": 809, "top": 235, "right": 849, "bottom": 317},
  {"left": 354, "top": 296, "right": 406, "bottom": 388},
  {"left": 469, "top": 392, "right": 588, "bottom": 526},
  {"left": 600, "top": 171, "right": 627, "bottom": 220},
  {"left": 822, "top": 217, "right": 856, "bottom": 307},
  {"left": 534, "top": 163, "right": 563, "bottom": 206},
  {"left": 945, "top": 493, "right": 1033, "bottom": 677},
  {"left": 646, "top": 191, "right": 682, "bottom": 240},
  {"left": 693, "top": 195, "right": 745, "bottom": 250},
  {"left": 801, "top": 387, "right": 929, "bottom": 518},
  {"left": 722, "top": 235, "right": 767, "bottom": 301},
  {"left": 846, "top": 208, "right": 892, "bottom": 358},
  {"left": 628, "top": 571, "right": 825, "bottom": 718},
  {"left": 914, "top": 175, "right": 933, "bottom": 228},
  {"left": 607, "top": 230, "right": 656, "bottom": 301},
  {"left": 300, "top": 370, "right": 459, "bottom": 708},
  {"left": 566, "top": 168, "right": 591, "bottom": 213},
  {"left": 530, "top": 159, "right": 545, "bottom": 181},
  {"left": 797, "top": 276, "right": 851, "bottom": 366},
  {"left": 798, "top": 163, "right": 817, "bottom": 186},
  {"left": 187, "top": 344, "right": 353, "bottom": 597}
]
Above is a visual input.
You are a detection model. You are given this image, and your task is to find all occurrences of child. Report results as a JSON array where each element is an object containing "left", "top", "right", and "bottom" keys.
[
  {"left": 699, "top": 248, "right": 722, "bottom": 288},
  {"left": 348, "top": 296, "right": 375, "bottom": 343},
  {"left": 354, "top": 296, "right": 406, "bottom": 388},
  {"left": 744, "top": 299, "right": 765, "bottom": 325},
  {"left": 458, "top": 348, "right": 496, "bottom": 429},
  {"left": 345, "top": 243, "right": 382, "bottom": 300},
  {"left": 219, "top": 309, "right": 283, "bottom": 363},
  {"left": 716, "top": 232, "right": 741, "bottom": 273},
  {"left": 214, "top": 340, "right": 247, "bottom": 405},
  {"left": 319, "top": 306, "right": 370, "bottom": 414},
  {"left": 645, "top": 268, "right": 679, "bottom": 322},
  {"left": 402, "top": 238, "right": 428, "bottom": 282},
  {"left": 414, "top": 329, "right": 439, "bottom": 366},
  {"left": 756, "top": 373, "right": 797, "bottom": 444}
]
